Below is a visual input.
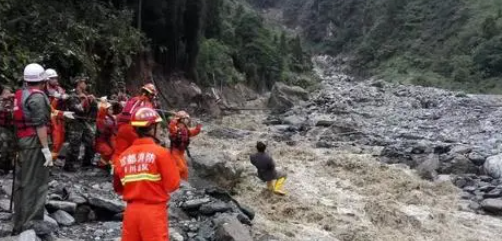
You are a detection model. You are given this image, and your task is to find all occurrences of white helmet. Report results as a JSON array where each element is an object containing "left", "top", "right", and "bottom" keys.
[
  {"left": 45, "top": 68, "right": 58, "bottom": 78},
  {"left": 23, "top": 63, "right": 46, "bottom": 82}
]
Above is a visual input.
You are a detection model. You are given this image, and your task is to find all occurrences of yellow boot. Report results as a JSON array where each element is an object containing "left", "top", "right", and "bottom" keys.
[
  {"left": 273, "top": 177, "right": 286, "bottom": 195},
  {"left": 266, "top": 180, "right": 275, "bottom": 191}
]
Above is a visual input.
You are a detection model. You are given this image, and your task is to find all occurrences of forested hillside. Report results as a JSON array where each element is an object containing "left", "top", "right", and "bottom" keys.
[
  {"left": 250, "top": 0, "right": 502, "bottom": 93},
  {"left": 0, "top": 0, "right": 312, "bottom": 94}
]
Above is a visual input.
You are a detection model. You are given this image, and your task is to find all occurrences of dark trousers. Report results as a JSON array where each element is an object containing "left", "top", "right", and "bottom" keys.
[{"left": 13, "top": 147, "right": 49, "bottom": 233}]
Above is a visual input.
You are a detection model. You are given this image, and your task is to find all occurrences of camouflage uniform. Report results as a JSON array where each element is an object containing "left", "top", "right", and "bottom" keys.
[
  {"left": 65, "top": 89, "right": 98, "bottom": 171},
  {"left": 0, "top": 95, "right": 14, "bottom": 171}
]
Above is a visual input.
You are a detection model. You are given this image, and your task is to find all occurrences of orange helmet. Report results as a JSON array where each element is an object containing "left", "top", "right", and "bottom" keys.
[
  {"left": 141, "top": 83, "right": 157, "bottom": 96},
  {"left": 130, "top": 107, "right": 163, "bottom": 127},
  {"left": 176, "top": 110, "right": 190, "bottom": 119}
]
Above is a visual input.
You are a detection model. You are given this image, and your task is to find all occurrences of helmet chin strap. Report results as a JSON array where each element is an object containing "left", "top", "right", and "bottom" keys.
[{"left": 150, "top": 123, "right": 161, "bottom": 144}]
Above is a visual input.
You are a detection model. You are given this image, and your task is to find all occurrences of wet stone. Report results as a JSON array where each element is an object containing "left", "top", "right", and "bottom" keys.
[
  {"left": 199, "top": 202, "right": 232, "bottom": 215},
  {"left": 484, "top": 189, "right": 502, "bottom": 198},
  {"left": 479, "top": 185, "right": 496, "bottom": 192},
  {"left": 181, "top": 198, "right": 211, "bottom": 210},
  {"left": 463, "top": 186, "right": 477, "bottom": 193},
  {"left": 460, "top": 192, "right": 473, "bottom": 200},
  {"left": 50, "top": 210, "right": 75, "bottom": 226},
  {"left": 46, "top": 201, "right": 77, "bottom": 213},
  {"left": 469, "top": 201, "right": 481, "bottom": 210}
]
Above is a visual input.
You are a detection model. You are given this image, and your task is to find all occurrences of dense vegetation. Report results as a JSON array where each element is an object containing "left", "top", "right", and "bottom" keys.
[
  {"left": 0, "top": 0, "right": 313, "bottom": 94},
  {"left": 254, "top": 0, "right": 502, "bottom": 93}
]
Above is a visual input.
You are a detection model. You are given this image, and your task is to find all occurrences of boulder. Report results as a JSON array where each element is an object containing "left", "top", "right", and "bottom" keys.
[
  {"left": 181, "top": 198, "right": 211, "bottom": 210},
  {"left": 454, "top": 176, "right": 476, "bottom": 189},
  {"left": 191, "top": 154, "right": 243, "bottom": 190},
  {"left": 0, "top": 222, "right": 13, "bottom": 237},
  {"left": 484, "top": 154, "right": 502, "bottom": 179},
  {"left": 169, "top": 228, "right": 185, "bottom": 241},
  {"left": 50, "top": 210, "right": 75, "bottom": 226},
  {"left": 468, "top": 152, "right": 486, "bottom": 166},
  {"left": 0, "top": 199, "right": 10, "bottom": 212},
  {"left": 315, "top": 120, "right": 335, "bottom": 127},
  {"left": 205, "top": 188, "right": 255, "bottom": 221},
  {"left": 439, "top": 155, "right": 478, "bottom": 175},
  {"left": 0, "top": 212, "right": 12, "bottom": 221},
  {"left": 18, "top": 230, "right": 37, "bottom": 241},
  {"left": 199, "top": 201, "right": 232, "bottom": 215},
  {"left": 68, "top": 191, "right": 87, "bottom": 205},
  {"left": 481, "top": 199, "right": 502, "bottom": 213},
  {"left": 449, "top": 145, "right": 472, "bottom": 155},
  {"left": 197, "top": 221, "right": 214, "bottom": 240},
  {"left": 434, "top": 175, "right": 452, "bottom": 183},
  {"left": 87, "top": 194, "right": 125, "bottom": 213},
  {"left": 46, "top": 201, "right": 77, "bottom": 213},
  {"left": 282, "top": 115, "right": 305, "bottom": 126},
  {"left": 268, "top": 83, "right": 309, "bottom": 113},
  {"left": 484, "top": 189, "right": 502, "bottom": 198},
  {"left": 169, "top": 206, "right": 190, "bottom": 222},
  {"left": 213, "top": 214, "right": 253, "bottom": 241},
  {"left": 415, "top": 154, "right": 439, "bottom": 180},
  {"left": 1, "top": 180, "right": 12, "bottom": 197},
  {"left": 74, "top": 205, "right": 96, "bottom": 223}
]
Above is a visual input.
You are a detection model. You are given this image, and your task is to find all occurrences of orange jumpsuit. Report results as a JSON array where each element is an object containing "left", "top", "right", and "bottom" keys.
[
  {"left": 112, "top": 96, "right": 154, "bottom": 166},
  {"left": 168, "top": 119, "right": 201, "bottom": 180},
  {"left": 47, "top": 85, "right": 66, "bottom": 158},
  {"left": 113, "top": 137, "right": 180, "bottom": 241},
  {"left": 95, "top": 106, "right": 116, "bottom": 167}
]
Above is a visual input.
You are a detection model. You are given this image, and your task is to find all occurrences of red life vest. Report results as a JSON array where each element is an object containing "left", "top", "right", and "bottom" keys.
[
  {"left": 13, "top": 88, "right": 52, "bottom": 138},
  {"left": 96, "top": 114, "right": 116, "bottom": 143},
  {"left": 169, "top": 125, "right": 190, "bottom": 151},
  {"left": 116, "top": 97, "right": 153, "bottom": 126}
]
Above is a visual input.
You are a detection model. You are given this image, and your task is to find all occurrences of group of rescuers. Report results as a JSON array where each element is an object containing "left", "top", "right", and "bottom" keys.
[{"left": 0, "top": 63, "right": 288, "bottom": 240}]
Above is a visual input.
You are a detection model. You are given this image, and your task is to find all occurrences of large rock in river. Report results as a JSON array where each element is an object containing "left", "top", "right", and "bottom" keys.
[
  {"left": 268, "top": 83, "right": 309, "bottom": 113},
  {"left": 484, "top": 154, "right": 502, "bottom": 179},
  {"left": 191, "top": 153, "right": 244, "bottom": 190}
]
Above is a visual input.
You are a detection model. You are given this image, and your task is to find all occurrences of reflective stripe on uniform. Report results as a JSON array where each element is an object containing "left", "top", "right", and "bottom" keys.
[{"left": 120, "top": 173, "right": 161, "bottom": 185}]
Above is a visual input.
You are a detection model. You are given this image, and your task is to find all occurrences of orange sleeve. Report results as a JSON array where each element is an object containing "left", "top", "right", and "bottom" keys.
[
  {"left": 189, "top": 124, "right": 202, "bottom": 137},
  {"left": 157, "top": 149, "right": 181, "bottom": 193},
  {"left": 51, "top": 107, "right": 64, "bottom": 119},
  {"left": 96, "top": 106, "right": 107, "bottom": 127},
  {"left": 50, "top": 99, "right": 58, "bottom": 110},
  {"left": 168, "top": 119, "right": 178, "bottom": 135},
  {"left": 173, "top": 154, "right": 188, "bottom": 181}
]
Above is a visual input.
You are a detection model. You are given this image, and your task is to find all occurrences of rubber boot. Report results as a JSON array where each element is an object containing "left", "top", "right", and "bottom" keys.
[
  {"left": 266, "top": 181, "right": 275, "bottom": 191},
  {"left": 273, "top": 177, "right": 286, "bottom": 195}
]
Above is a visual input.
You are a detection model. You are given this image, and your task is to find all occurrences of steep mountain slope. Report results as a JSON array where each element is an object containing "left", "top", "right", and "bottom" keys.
[
  {"left": 0, "top": 0, "right": 313, "bottom": 95},
  {"left": 248, "top": 0, "right": 502, "bottom": 94}
]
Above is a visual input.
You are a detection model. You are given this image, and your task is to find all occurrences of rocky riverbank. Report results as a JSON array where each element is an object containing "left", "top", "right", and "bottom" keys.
[
  {"left": 0, "top": 167, "right": 255, "bottom": 241},
  {"left": 263, "top": 55, "right": 502, "bottom": 216}
]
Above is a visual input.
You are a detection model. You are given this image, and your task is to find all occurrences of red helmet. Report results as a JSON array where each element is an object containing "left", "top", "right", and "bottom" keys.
[
  {"left": 141, "top": 83, "right": 157, "bottom": 96},
  {"left": 130, "top": 107, "right": 163, "bottom": 127}
]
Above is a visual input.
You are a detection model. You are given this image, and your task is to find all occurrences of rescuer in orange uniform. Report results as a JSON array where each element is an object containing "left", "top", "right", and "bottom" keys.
[
  {"left": 45, "top": 68, "right": 69, "bottom": 159},
  {"left": 113, "top": 107, "right": 180, "bottom": 241},
  {"left": 168, "top": 110, "right": 202, "bottom": 180},
  {"left": 95, "top": 98, "right": 116, "bottom": 168},
  {"left": 112, "top": 84, "right": 157, "bottom": 166}
]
